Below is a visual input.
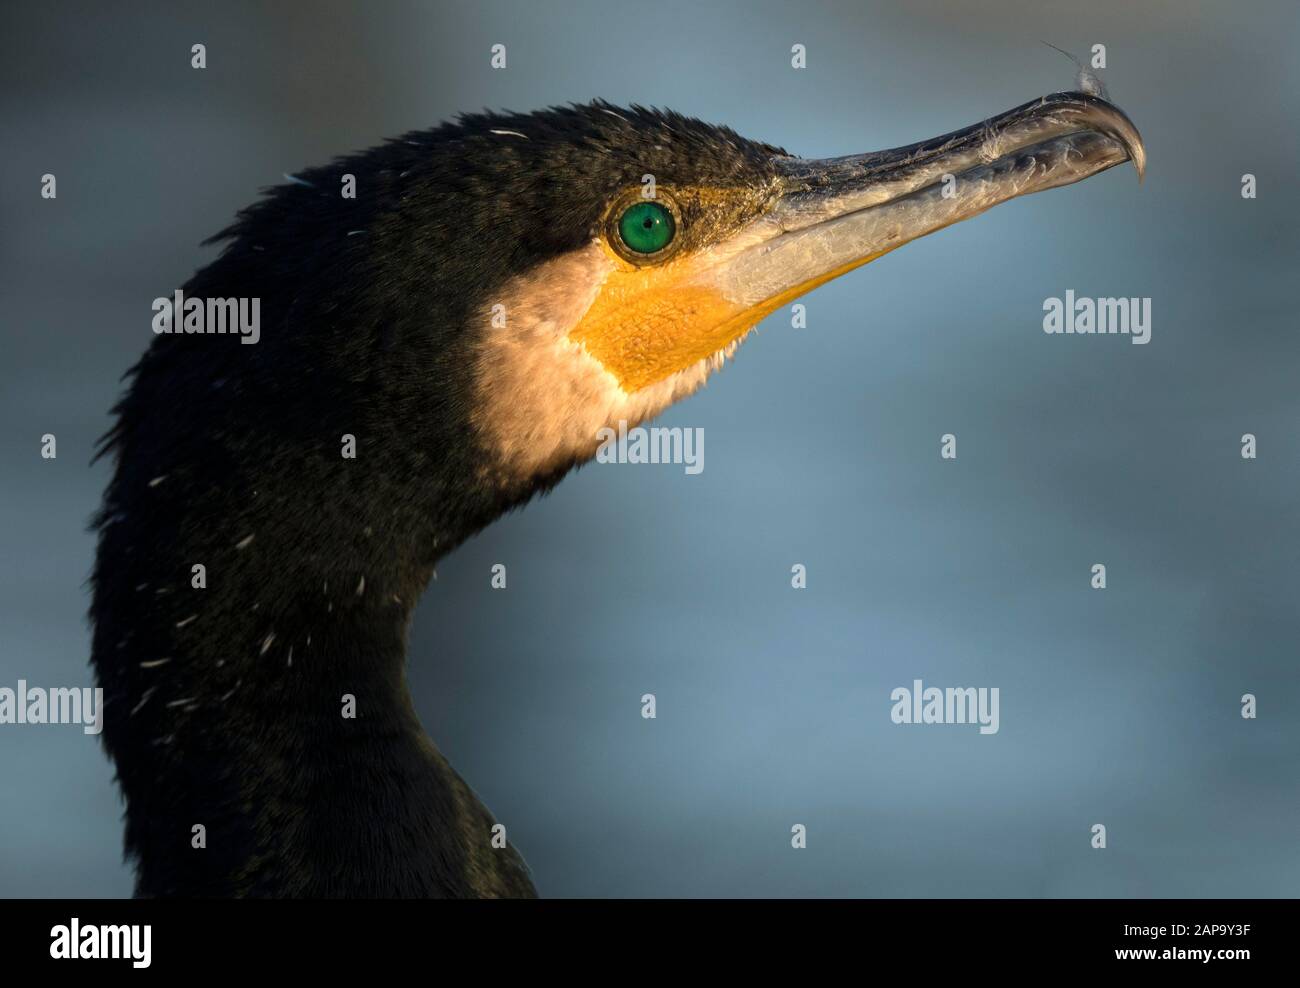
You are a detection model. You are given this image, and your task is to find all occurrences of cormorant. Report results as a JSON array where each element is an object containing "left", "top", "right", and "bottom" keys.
[{"left": 90, "top": 92, "right": 1144, "bottom": 897}]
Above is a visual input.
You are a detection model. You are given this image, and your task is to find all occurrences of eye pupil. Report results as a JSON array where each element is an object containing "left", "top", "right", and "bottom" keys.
[{"left": 617, "top": 200, "right": 676, "bottom": 256}]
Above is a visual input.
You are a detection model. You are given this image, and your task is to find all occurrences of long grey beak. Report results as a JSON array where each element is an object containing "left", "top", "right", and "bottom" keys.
[{"left": 707, "top": 92, "right": 1146, "bottom": 308}]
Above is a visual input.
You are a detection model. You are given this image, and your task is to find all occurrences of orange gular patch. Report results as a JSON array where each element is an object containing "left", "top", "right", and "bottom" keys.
[
  {"left": 567, "top": 241, "right": 901, "bottom": 393},
  {"left": 566, "top": 257, "right": 750, "bottom": 393},
  {"left": 567, "top": 183, "right": 784, "bottom": 393}
]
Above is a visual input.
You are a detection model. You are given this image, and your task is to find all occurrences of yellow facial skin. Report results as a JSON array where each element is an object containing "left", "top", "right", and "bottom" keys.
[
  {"left": 567, "top": 254, "right": 748, "bottom": 393},
  {"left": 567, "top": 184, "right": 782, "bottom": 393},
  {"left": 568, "top": 243, "right": 899, "bottom": 393},
  {"left": 567, "top": 180, "right": 900, "bottom": 393}
]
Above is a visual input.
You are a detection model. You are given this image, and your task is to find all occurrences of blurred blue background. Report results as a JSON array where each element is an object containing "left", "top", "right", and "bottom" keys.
[{"left": 1, "top": 0, "right": 1297, "bottom": 897}]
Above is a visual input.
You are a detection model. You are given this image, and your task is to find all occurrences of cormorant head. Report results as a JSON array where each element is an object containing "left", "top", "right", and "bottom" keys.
[
  {"left": 178, "top": 94, "right": 1143, "bottom": 511},
  {"left": 420, "top": 94, "right": 1144, "bottom": 489}
]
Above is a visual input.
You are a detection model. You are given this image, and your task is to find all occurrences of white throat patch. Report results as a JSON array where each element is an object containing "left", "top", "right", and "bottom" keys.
[{"left": 470, "top": 242, "right": 747, "bottom": 484}]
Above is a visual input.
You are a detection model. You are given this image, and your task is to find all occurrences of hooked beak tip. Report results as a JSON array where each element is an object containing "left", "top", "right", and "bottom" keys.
[{"left": 1120, "top": 128, "right": 1147, "bottom": 183}]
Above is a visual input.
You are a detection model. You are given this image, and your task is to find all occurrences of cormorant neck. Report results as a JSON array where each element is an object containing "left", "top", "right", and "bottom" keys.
[
  {"left": 91, "top": 416, "right": 538, "bottom": 896},
  {"left": 89, "top": 139, "right": 562, "bottom": 896}
]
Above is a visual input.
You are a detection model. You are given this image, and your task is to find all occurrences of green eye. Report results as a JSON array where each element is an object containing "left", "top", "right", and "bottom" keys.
[{"left": 617, "top": 200, "right": 676, "bottom": 255}]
